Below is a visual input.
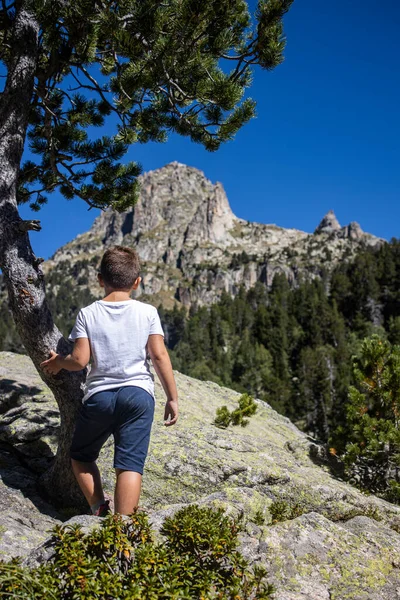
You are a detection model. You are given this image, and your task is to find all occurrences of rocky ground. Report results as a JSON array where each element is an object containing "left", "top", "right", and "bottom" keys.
[{"left": 1, "top": 351, "right": 400, "bottom": 599}]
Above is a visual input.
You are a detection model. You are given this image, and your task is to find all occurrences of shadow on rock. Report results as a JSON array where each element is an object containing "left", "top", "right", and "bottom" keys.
[
  {"left": 0, "top": 441, "right": 61, "bottom": 520},
  {"left": 0, "top": 378, "right": 43, "bottom": 414}
]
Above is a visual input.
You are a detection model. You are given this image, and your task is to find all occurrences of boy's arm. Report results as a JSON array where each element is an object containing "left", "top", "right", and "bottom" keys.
[
  {"left": 147, "top": 334, "right": 178, "bottom": 427},
  {"left": 40, "top": 338, "right": 91, "bottom": 375}
]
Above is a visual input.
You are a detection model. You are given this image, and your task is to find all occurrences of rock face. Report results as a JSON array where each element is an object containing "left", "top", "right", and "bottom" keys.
[
  {"left": 1, "top": 351, "right": 400, "bottom": 599},
  {"left": 0, "top": 353, "right": 62, "bottom": 560},
  {"left": 44, "top": 162, "right": 383, "bottom": 309},
  {"left": 314, "top": 209, "right": 341, "bottom": 234}
]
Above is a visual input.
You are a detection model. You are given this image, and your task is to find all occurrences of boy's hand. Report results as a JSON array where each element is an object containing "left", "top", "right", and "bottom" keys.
[
  {"left": 40, "top": 351, "right": 63, "bottom": 375},
  {"left": 164, "top": 399, "right": 178, "bottom": 426}
]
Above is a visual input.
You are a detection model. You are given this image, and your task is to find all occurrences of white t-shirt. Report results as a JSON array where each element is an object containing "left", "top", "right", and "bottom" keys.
[{"left": 68, "top": 299, "right": 164, "bottom": 402}]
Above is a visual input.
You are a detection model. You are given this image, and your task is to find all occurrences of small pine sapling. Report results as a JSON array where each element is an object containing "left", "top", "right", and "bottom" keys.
[{"left": 214, "top": 393, "right": 257, "bottom": 428}]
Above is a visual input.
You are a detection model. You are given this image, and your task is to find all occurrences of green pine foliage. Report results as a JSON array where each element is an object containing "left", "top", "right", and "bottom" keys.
[
  {"left": 269, "top": 500, "right": 305, "bottom": 524},
  {"left": 338, "top": 335, "right": 400, "bottom": 501},
  {"left": 0, "top": 0, "right": 293, "bottom": 212},
  {"left": 215, "top": 393, "right": 258, "bottom": 428},
  {"left": 0, "top": 507, "right": 274, "bottom": 599}
]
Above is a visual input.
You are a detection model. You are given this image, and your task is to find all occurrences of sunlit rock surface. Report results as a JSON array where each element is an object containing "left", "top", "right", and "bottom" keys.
[{"left": 1, "top": 352, "right": 399, "bottom": 598}]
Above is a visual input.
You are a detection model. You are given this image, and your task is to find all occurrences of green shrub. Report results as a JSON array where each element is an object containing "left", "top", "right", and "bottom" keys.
[
  {"left": 214, "top": 405, "right": 232, "bottom": 428},
  {"left": 214, "top": 394, "right": 258, "bottom": 429},
  {"left": 269, "top": 500, "right": 304, "bottom": 524},
  {"left": 253, "top": 510, "right": 266, "bottom": 526},
  {"left": 385, "top": 480, "right": 400, "bottom": 504},
  {"left": 326, "top": 505, "right": 382, "bottom": 523},
  {"left": 0, "top": 506, "right": 274, "bottom": 599}
]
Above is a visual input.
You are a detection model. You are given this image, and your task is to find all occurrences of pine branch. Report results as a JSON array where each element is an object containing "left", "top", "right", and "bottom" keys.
[
  {"left": 70, "top": 68, "right": 124, "bottom": 124},
  {"left": 11, "top": 0, "right": 294, "bottom": 212}
]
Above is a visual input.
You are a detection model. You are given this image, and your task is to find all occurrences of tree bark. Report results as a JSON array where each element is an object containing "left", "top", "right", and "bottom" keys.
[{"left": 0, "top": 3, "right": 86, "bottom": 508}]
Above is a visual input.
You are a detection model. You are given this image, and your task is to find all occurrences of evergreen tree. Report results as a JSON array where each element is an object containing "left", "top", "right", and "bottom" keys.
[
  {"left": 328, "top": 301, "right": 353, "bottom": 434},
  {"left": 298, "top": 345, "right": 334, "bottom": 442},
  {"left": 263, "top": 274, "right": 291, "bottom": 410},
  {"left": 388, "top": 316, "right": 400, "bottom": 346},
  {"left": 340, "top": 335, "right": 400, "bottom": 501},
  {"left": 331, "top": 250, "right": 381, "bottom": 329},
  {"left": 376, "top": 239, "right": 400, "bottom": 326},
  {"left": 158, "top": 304, "right": 186, "bottom": 350},
  {"left": 232, "top": 330, "right": 273, "bottom": 398}
]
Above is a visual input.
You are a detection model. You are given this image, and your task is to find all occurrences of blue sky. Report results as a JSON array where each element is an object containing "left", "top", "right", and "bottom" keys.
[{"left": 19, "top": 0, "right": 400, "bottom": 259}]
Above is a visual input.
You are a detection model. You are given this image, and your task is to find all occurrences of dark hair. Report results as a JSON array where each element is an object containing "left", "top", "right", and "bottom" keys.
[{"left": 100, "top": 246, "right": 140, "bottom": 290}]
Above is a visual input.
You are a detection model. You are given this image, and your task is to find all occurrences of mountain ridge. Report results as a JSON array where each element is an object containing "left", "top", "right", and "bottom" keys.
[{"left": 44, "top": 162, "right": 382, "bottom": 309}]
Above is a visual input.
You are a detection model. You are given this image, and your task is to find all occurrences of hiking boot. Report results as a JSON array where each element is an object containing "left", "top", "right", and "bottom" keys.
[{"left": 93, "top": 500, "right": 111, "bottom": 517}]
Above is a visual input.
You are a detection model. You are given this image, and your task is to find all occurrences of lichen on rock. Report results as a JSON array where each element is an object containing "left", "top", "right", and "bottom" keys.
[{"left": 1, "top": 351, "right": 400, "bottom": 598}]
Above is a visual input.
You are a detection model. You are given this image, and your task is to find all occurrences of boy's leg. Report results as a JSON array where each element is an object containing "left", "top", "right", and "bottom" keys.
[
  {"left": 70, "top": 389, "right": 116, "bottom": 512},
  {"left": 71, "top": 459, "right": 105, "bottom": 509},
  {"left": 113, "top": 386, "right": 155, "bottom": 515},
  {"left": 114, "top": 469, "right": 142, "bottom": 515}
]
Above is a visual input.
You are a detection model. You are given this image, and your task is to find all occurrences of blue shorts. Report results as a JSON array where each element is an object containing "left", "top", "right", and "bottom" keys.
[{"left": 70, "top": 386, "right": 155, "bottom": 474}]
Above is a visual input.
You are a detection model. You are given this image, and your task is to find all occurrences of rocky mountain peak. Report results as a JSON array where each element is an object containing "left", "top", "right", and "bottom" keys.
[
  {"left": 314, "top": 210, "right": 341, "bottom": 234},
  {"left": 49, "top": 163, "right": 383, "bottom": 308},
  {"left": 91, "top": 162, "right": 237, "bottom": 254},
  {"left": 341, "top": 220, "right": 364, "bottom": 240},
  {"left": 314, "top": 210, "right": 365, "bottom": 241}
]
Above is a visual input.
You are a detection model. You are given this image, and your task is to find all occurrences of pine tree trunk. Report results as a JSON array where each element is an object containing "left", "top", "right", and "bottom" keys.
[{"left": 0, "top": 3, "right": 86, "bottom": 508}]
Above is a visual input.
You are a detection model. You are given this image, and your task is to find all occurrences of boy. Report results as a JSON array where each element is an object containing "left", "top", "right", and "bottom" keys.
[{"left": 41, "top": 246, "right": 178, "bottom": 516}]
